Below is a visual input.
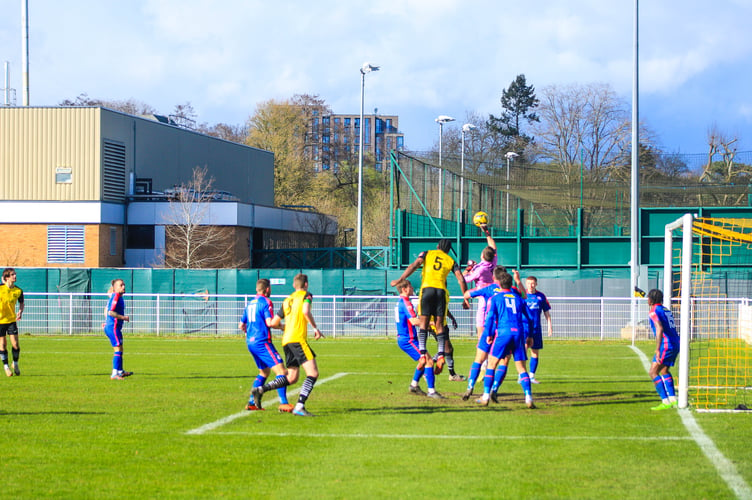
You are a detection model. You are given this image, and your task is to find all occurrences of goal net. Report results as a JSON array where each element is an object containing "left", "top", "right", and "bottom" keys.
[{"left": 665, "top": 215, "right": 752, "bottom": 411}]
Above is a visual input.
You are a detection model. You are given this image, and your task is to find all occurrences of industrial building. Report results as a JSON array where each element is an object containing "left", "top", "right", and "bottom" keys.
[{"left": 0, "top": 106, "right": 335, "bottom": 268}]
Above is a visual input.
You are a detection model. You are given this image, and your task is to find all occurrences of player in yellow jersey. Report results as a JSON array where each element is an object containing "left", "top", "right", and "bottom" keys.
[
  {"left": 0, "top": 268, "right": 24, "bottom": 376},
  {"left": 252, "top": 273, "right": 324, "bottom": 417},
  {"left": 391, "top": 239, "right": 469, "bottom": 378}
]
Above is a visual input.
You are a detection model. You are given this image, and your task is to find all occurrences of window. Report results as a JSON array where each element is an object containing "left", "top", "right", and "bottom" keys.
[
  {"left": 126, "top": 225, "right": 155, "bottom": 249},
  {"left": 354, "top": 118, "right": 360, "bottom": 128},
  {"left": 376, "top": 118, "right": 384, "bottom": 134},
  {"left": 47, "top": 225, "right": 85, "bottom": 263},
  {"left": 55, "top": 167, "right": 72, "bottom": 184},
  {"left": 344, "top": 118, "right": 351, "bottom": 127},
  {"left": 396, "top": 136, "right": 404, "bottom": 150}
]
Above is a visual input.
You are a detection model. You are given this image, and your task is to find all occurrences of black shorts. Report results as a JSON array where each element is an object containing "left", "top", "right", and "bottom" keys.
[
  {"left": 283, "top": 342, "right": 316, "bottom": 368},
  {"left": 419, "top": 287, "right": 448, "bottom": 319},
  {"left": 0, "top": 323, "right": 19, "bottom": 337}
]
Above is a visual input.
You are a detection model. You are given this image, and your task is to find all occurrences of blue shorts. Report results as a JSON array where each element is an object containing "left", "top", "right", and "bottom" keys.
[
  {"left": 248, "top": 341, "right": 284, "bottom": 370},
  {"left": 104, "top": 326, "right": 123, "bottom": 348},
  {"left": 529, "top": 329, "right": 543, "bottom": 350},
  {"left": 476, "top": 334, "right": 493, "bottom": 354},
  {"left": 653, "top": 345, "right": 679, "bottom": 367},
  {"left": 490, "top": 332, "right": 527, "bottom": 362},
  {"left": 398, "top": 337, "right": 421, "bottom": 361}
]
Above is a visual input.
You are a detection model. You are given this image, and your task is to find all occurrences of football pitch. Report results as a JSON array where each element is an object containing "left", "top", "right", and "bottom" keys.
[{"left": 5, "top": 337, "right": 751, "bottom": 499}]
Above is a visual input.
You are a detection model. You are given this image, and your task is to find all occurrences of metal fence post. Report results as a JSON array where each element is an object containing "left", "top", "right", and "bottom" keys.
[
  {"left": 156, "top": 295, "right": 161, "bottom": 336},
  {"left": 331, "top": 296, "right": 337, "bottom": 339},
  {"left": 600, "top": 297, "right": 605, "bottom": 341},
  {"left": 69, "top": 293, "right": 73, "bottom": 335}
]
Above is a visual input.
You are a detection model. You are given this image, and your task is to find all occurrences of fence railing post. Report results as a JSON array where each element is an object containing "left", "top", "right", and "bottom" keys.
[
  {"left": 331, "top": 296, "right": 337, "bottom": 339},
  {"left": 69, "top": 293, "right": 73, "bottom": 335},
  {"left": 156, "top": 295, "right": 161, "bottom": 336},
  {"left": 600, "top": 297, "right": 605, "bottom": 341}
]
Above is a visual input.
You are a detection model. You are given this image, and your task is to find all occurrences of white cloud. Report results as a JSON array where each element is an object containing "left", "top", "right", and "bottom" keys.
[{"left": 1, "top": 0, "right": 750, "bottom": 151}]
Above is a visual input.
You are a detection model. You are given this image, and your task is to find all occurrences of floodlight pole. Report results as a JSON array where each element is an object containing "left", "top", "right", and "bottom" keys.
[
  {"left": 460, "top": 123, "right": 476, "bottom": 219},
  {"left": 505, "top": 151, "right": 518, "bottom": 232},
  {"left": 356, "top": 62, "right": 379, "bottom": 270},
  {"left": 435, "top": 115, "right": 455, "bottom": 220},
  {"left": 630, "top": 0, "right": 641, "bottom": 335}
]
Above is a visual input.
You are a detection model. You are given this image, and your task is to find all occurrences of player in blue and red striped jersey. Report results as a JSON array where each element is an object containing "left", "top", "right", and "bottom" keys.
[
  {"left": 394, "top": 279, "right": 442, "bottom": 398},
  {"left": 524, "top": 276, "right": 552, "bottom": 383},
  {"left": 103, "top": 279, "right": 133, "bottom": 380},
  {"left": 461, "top": 266, "right": 526, "bottom": 401},
  {"left": 476, "top": 270, "right": 535, "bottom": 408},
  {"left": 647, "top": 288, "right": 680, "bottom": 410},
  {"left": 239, "top": 279, "right": 292, "bottom": 413}
]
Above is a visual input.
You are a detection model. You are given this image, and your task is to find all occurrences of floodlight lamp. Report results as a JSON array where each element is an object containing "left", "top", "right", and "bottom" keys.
[
  {"left": 505, "top": 151, "right": 519, "bottom": 159},
  {"left": 435, "top": 115, "right": 455, "bottom": 124},
  {"left": 361, "top": 63, "right": 380, "bottom": 74},
  {"left": 462, "top": 123, "right": 477, "bottom": 133}
]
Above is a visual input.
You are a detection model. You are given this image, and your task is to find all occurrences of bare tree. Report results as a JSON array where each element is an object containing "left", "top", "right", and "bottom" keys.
[
  {"left": 162, "top": 166, "right": 249, "bottom": 269},
  {"left": 197, "top": 122, "right": 249, "bottom": 143},
  {"left": 528, "top": 83, "right": 634, "bottom": 227},
  {"left": 59, "top": 93, "right": 156, "bottom": 115},
  {"left": 699, "top": 128, "right": 752, "bottom": 206}
]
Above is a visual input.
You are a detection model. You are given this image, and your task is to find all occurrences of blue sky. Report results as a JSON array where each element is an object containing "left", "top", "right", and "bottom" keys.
[{"left": 2, "top": 0, "right": 751, "bottom": 154}]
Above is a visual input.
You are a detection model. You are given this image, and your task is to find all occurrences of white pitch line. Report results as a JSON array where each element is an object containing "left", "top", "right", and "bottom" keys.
[
  {"left": 209, "top": 431, "right": 692, "bottom": 441},
  {"left": 629, "top": 345, "right": 752, "bottom": 500},
  {"left": 185, "top": 372, "right": 349, "bottom": 435}
]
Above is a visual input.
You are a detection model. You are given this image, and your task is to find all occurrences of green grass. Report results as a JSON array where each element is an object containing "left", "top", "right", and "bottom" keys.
[{"left": 4, "top": 337, "right": 751, "bottom": 499}]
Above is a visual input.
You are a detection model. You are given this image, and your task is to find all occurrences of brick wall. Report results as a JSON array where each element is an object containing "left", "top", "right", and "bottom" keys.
[{"left": 0, "top": 224, "right": 123, "bottom": 268}]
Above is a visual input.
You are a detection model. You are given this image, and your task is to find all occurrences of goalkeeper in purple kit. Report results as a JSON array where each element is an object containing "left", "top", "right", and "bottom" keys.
[{"left": 646, "top": 289, "right": 679, "bottom": 410}]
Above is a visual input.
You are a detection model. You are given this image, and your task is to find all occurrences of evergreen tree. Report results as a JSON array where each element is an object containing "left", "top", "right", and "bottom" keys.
[{"left": 488, "top": 74, "right": 539, "bottom": 148}]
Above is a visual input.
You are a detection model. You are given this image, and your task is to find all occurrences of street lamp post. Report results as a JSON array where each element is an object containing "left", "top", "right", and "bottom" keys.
[
  {"left": 460, "top": 123, "right": 477, "bottom": 220},
  {"left": 505, "top": 151, "right": 519, "bottom": 232},
  {"left": 357, "top": 62, "right": 379, "bottom": 270},
  {"left": 435, "top": 115, "right": 455, "bottom": 219}
]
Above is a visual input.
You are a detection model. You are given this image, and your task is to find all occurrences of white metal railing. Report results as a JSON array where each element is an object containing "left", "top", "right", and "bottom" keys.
[{"left": 20, "top": 293, "right": 729, "bottom": 340}]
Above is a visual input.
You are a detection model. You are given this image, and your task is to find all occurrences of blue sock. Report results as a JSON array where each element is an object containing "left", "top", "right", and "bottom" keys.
[
  {"left": 113, "top": 351, "right": 123, "bottom": 372},
  {"left": 278, "top": 387, "right": 289, "bottom": 405},
  {"left": 468, "top": 362, "right": 481, "bottom": 389},
  {"left": 530, "top": 357, "right": 539, "bottom": 375},
  {"left": 249, "top": 375, "right": 267, "bottom": 405},
  {"left": 413, "top": 368, "right": 424, "bottom": 383},
  {"left": 653, "top": 375, "right": 668, "bottom": 400},
  {"left": 483, "top": 368, "right": 495, "bottom": 394},
  {"left": 661, "top": 374, "right": 676, "bottom": 398},
  {"left": 491, "top": 365, "right": 508, "bottom": 393},
  {"left": 519, "top": 372, "right": 532, "bottom": 396},
  {"left": 425, "top": 366, "right": 435, "bottom": 390}
]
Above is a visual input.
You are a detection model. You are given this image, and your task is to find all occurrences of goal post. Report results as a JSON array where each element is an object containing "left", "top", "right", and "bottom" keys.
[
  {"left": 665, "top": 214, "right": 752, "bottom": 412},
  {"left": 664, "top": 214, "right": 694, "bottom": 409}
]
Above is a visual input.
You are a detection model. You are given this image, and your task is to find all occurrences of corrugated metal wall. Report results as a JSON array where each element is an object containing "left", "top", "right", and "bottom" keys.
[{"left": 0, "top": 107, "right": 101, "bottom": 200}]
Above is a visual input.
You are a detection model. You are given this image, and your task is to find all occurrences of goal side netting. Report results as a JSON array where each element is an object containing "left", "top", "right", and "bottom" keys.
[{"left": 665, "top": 215, "right": 752, "bottom": 412}]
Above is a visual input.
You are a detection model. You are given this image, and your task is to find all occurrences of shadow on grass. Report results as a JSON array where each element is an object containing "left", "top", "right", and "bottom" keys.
[
  {"left": 504, "top": 390, "right": 655, "bottom": 407},
  {"left": 0, "top": 410, "right": 105, "bottom": 416},
  {"left": 334, "top": 404, "right": 512, "bottom": 415}
]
